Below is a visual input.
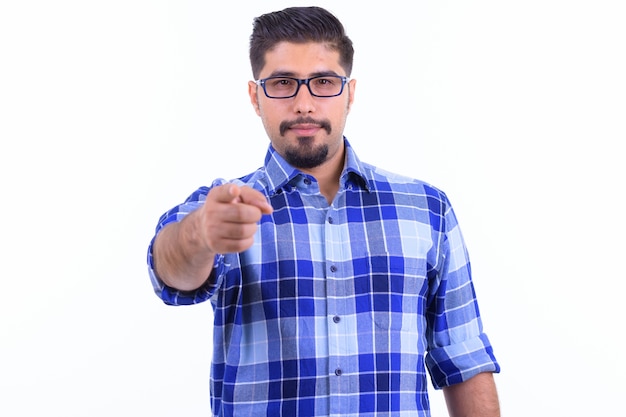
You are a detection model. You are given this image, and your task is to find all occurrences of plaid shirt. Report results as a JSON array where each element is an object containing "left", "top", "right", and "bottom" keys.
[{"left": 147, "top": 139, "right": 500, "bottom": 417}]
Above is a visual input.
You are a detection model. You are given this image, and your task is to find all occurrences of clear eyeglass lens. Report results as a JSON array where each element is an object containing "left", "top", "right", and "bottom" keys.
[{"left": 264, "top": 76, "right": 343, "bottom": 97}]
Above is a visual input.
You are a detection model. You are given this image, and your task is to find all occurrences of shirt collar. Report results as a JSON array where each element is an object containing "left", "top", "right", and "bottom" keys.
[{"left": 263, "top": 137, "right": 371, "bottom": 195}]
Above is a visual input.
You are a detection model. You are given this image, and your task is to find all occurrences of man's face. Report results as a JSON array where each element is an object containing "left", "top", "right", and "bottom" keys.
[{"left": 249, "top": 41, "right": 356, "bottom": 171}]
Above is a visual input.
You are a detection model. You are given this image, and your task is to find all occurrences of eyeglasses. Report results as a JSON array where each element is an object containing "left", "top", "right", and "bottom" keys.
[{"left": 255, "top": 75, "right": 349, "bottom": 99}]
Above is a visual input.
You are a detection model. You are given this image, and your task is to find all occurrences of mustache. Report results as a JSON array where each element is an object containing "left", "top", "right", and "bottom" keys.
[{"left": 279, "top": 117, "right": 332, "bottom": 136}]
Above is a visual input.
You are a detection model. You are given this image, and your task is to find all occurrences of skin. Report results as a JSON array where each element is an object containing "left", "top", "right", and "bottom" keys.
[
  {"left": 152, "top": 40, "right": 499, "bottom": 416},
  {"left": 443, "top": 372, "right": 500, "bottom": 417},
  {"left": 249, "top": 41, "right": 356, "bottom": 201}
]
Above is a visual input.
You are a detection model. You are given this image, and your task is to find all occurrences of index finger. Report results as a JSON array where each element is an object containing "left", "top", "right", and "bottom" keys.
[
  {"left": 238, "top": 186, "right": 273, "bottom": 214},
  {"left": 208, "top": 183, "right": 245, "bottom": 203},
  {"left": 209, "top": 184, "right": 273, "bottom": 214}
]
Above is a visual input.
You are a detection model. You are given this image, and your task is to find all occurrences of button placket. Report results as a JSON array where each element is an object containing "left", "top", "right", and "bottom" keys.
[{"left": 325, "top": 207, "right": 347, "bottom": 390}]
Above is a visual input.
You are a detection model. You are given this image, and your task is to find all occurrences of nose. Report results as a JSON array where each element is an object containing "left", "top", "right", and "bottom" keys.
[{"left": 292, "top": 82, "right": 316, "bottom": 114}]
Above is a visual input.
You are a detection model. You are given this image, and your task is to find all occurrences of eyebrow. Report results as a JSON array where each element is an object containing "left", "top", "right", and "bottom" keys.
[{"left": 266, "top": 70, "right": 342, "bottom": 78}]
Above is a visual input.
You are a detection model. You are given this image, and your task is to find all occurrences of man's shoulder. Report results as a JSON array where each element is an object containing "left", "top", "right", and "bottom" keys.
[
  {"left": 232, "top": 167, "right": 273, "bottom": 193},
  {"left": 361, "top": 162, "right": 446, "bottom": 199}
]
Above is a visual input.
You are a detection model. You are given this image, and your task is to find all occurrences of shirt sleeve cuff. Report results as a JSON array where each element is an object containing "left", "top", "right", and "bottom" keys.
[
  {"left": 425, "top": 333, "right": 501, "bottom": 389},
  {"left": 149, "top": 252, "right": 225, "bottom": 306}
]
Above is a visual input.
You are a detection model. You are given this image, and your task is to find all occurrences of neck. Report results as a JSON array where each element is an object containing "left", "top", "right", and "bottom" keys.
[{"left": 301, "top": 145, "right": 345, "bottom": 204}]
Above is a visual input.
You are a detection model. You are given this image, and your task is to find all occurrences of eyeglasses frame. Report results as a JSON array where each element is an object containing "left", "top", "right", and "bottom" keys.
[{"left": 255, "top": 75, "right": 349, "bottom": 99}]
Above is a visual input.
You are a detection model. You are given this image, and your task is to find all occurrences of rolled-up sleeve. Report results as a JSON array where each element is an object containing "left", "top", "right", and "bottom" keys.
[
  {"left": 425, "top": 196, "right": 500, "bottom": 388},
  {"left": 426, "top": 333, "right": 499, "bottom": 388}
]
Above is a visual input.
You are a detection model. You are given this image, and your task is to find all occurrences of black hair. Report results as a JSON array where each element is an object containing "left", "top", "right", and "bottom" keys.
[{"left": 249, "top": 6, "right": 354, "bottom": 79}]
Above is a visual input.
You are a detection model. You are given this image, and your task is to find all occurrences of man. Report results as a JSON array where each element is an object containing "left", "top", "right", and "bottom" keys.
[{"left": 148, "top": 6, "right": 500, "bottom": 416}]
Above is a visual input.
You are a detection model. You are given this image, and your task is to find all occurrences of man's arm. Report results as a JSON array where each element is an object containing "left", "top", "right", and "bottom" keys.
[
  {"left": 442, "top": 372, "right": 500, "bottom": 417},
  {"left": 153, "top": 183, "right": 273, "bottom": 291}
]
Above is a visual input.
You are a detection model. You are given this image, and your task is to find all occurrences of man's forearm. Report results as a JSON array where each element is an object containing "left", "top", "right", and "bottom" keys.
[
  {"left": 153, "top": 210, "right": 215, "bottom": 291},
  {"left": 443, "top": 372, "right": 500, "bottom": 417}
]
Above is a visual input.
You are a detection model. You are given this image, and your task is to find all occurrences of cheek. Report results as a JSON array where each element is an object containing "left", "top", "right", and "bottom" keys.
[
  {"left": 259, "top": 104, "right": 284, "bottom": 125},
  {"left": 332, "top": 101, "right": 351, "bottom": 121},
  {"left": 259, "top": 108, "right": 280, "bottom": 135}
]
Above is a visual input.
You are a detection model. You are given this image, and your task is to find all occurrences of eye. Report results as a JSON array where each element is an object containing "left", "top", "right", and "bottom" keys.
[
  {"left": 269, "top": 78, "right": 295, "bottom": 88},
  {"left": 315, "top": 77, "right": 335, "bottom": 86}
]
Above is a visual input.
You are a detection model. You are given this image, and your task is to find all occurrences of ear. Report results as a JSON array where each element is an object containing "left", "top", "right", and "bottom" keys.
[
  {"left": 248, "top": 81, "right": 261, "bottom": 116},
  {"left": 347, "top": 78, "right": 356, "bottom": 112}
]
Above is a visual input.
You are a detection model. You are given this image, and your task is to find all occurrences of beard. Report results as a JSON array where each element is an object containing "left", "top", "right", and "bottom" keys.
[
  {"left": 279, "top": 117, "right": 332, "bottom": 169},
  {"left": 283, "top": 138, "right": 329, "bottom": 169}
]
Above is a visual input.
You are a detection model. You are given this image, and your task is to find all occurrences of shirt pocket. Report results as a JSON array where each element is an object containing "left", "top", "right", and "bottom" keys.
[{"left": 367, "top": 254, "right": 428, "bottom": 332}]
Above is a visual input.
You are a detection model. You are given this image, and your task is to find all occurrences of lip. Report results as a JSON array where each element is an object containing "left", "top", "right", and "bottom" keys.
[{"left": 289, "top": 124, "right": 321, "bottom": 136}]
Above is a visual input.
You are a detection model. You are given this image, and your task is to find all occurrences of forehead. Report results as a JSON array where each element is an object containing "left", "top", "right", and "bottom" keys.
[{"left": 259, "top": 41, "right": 344, "bottom": 78}]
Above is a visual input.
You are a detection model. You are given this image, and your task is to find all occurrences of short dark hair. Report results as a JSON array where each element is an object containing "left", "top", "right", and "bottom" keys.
[{"left": 249, "top": 6, "right": 354, "bottom": 79}]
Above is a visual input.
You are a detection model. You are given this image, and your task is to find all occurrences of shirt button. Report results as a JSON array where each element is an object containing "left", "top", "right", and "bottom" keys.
[
  {"left": 335, "top": 368, "right": 342, "bottom": 376},
  {"left": 328, "top": 217, "right": 334, "bottom": 224},
  {"left": 303, "top": 178, "right": 311, "bottom": 185},
  {"left": 329, "top": 265, "right": 337, "bottom": 273},
  {"left": 333, "top": 315, "right": 341, "bottom": 323}
]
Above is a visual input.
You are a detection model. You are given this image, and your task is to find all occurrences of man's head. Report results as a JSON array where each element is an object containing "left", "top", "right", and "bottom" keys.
[
  {"left": 247, "top": 7, "right": 356, "bottom": 175},
  {"left": 249, "top": 6, "right": 354, "bottom": 80}
]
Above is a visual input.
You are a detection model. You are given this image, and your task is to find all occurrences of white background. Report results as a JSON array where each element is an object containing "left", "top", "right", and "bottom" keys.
[{"left": 1, "top": 1, "right": 624, "bottom": 415}]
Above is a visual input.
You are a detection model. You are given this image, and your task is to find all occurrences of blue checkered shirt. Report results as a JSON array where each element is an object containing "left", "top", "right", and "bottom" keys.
[{"left": 147, "top": 139, "right": 500, "bottom": 417}]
